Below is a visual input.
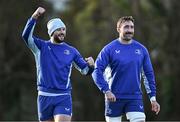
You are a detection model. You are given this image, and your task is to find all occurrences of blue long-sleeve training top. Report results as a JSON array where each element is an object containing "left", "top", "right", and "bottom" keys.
[
  {"left": 22, "top": 18, "right": 93, "bottom": 94},
  {"left": 92, "top": 39, "right": 156, "bottom": 100}
]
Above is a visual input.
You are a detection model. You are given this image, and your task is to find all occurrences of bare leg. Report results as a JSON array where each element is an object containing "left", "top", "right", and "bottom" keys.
[
  {"left": 40, "top": 119, "right": 54, "bottom": 122},
  {"left": 54, "top": 114, "right": 71, "bottom": 122}
]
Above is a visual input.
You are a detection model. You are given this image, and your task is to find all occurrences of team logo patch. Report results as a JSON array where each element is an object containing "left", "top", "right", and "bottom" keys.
[
  {"left": 135, "top": 49, "right": 141, "bottom": 55},
  {"left": 106, "top": 107, "right": 112, "bottom": 114},
  {"left": 115, "top": 49, "right": 120, "bottom": 54},
  {"left": 139, "top": 105, "right": 144, "bottom": 109},
  {"left": 65, "top": 107, "right": 70, "bottom": 111},
  {"left": 64, "top": 49, "right": 70, "bottom": 55},
  {"left": 106, "top": 102, "right": 112, "bottom": 114}
]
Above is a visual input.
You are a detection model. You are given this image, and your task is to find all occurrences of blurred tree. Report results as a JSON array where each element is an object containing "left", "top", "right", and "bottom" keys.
[
  {"left": 0, "top": 0, "right": 180, "bottom": 121},
  {"left": 0, "top": 0, "right": 49, "bottom": 120},
  {"left": 160, "top": 0, "right": 180, "bottom": 120}
]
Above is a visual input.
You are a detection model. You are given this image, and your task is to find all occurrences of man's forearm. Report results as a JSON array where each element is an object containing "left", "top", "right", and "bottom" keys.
[{"left": 22, "top": 18, "right": 36, "bottom": 43}]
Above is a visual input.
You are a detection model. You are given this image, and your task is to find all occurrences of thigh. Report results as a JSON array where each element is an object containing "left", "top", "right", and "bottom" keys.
[
  {"left": 125, "top": 99, "right": 144, "bottom": 113},
  {"left": 105, "top": 116, "right": 122, "bottom": 122},
  {"left": 126, "top": 112, "right": 145, "bottom": 122},
  {"left": 54, "top": 114, "right": 71, "bottom": 122},
  {"left": 37, "top": 95, "right": 54, "bottom": 121},
  {"left": 53, "top": 95, "right": 72, "bottom": 116},
  {"left": 105, "top": 99, "right": 125, "bottom": 117}
]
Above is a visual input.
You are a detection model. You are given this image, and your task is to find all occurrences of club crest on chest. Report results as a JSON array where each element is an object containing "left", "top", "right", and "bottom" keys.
[{"left": 64, "top": 49, "right": 70, "bottom": 55}]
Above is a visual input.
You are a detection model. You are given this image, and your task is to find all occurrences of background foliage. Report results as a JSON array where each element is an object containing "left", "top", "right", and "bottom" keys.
[{"left": 0, "top": 0, "right": 180, "bottom": 121}]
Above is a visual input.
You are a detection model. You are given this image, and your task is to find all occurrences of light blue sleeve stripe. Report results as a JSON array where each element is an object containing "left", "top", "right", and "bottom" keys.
[
  {"left": 66, "top": 64, "right": 73, "bottom": 88},
  {"left": 103, "top": 66, "right": 112, "bottom": 88},
  {"left": 142, "top": 69, "right": 151, "bottom": 94},
  {"left": 27, "top": 25, "right": 40, "bottom": 54},
  {"left": 22, "top": 18, "right": 39, "bottom": 54},
  {"left": 22, "top": 18, "right": 41, "bottom": 79},
  {"left": 73, "top": 62, "right": 89, "bottom": 75}
]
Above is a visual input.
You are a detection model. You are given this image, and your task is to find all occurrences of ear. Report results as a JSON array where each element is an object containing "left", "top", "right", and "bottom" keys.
[
  {"left": 117, "top": 27, "right": 120, "bottom": 33},
  {"left": 117, "top": 22, "right": 121, "bottom": 33}
]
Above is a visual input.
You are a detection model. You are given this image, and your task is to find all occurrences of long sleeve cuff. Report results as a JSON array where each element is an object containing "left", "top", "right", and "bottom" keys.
[
  {"left": 150, "top": 96, "right": 156, "bottom": 102},
  {"left": 29, "top": 17, "right": 37, "bottom": 23},
  {"left": 102, "top": 87, "right": 110, "bottom": 94},
  {"left": 86, "top": 65, "right": 94, "bottom": 75}
]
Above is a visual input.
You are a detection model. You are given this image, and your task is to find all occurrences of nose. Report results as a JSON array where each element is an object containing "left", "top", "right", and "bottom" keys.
[{"left": 126, "top": 28, "right": 133, "bottom": 33}]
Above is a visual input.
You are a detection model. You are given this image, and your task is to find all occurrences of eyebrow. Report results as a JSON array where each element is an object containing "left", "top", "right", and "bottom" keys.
[{"left": 124, "top": 25, "right": 134, "bottom": 27}]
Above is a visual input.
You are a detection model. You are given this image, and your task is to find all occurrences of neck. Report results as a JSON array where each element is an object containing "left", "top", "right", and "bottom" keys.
[
  {"left": 50, "top": 38, "right": 64, "bottom": 44},
  {"left": 118, "top": 37, "right": 132, "bottom": 44}
]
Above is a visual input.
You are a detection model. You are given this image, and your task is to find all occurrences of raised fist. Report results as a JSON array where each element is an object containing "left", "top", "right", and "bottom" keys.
[
  {"left": 31, "top": 7, "right": 46, "bottom": 19},
  {"left": 85, "top": 57, "right": 94, "bottom": 66}
]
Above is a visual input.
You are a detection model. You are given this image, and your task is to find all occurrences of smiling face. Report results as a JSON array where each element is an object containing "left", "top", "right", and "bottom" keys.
[
  {"left": 117, "top": 21, "right": 134, "bottom": 41},
  {"left": 52, "top": 27, "right": 66, "bottom": 43},
  {"left": 117, "top": 16, "right": 134, "bottom": 42}
]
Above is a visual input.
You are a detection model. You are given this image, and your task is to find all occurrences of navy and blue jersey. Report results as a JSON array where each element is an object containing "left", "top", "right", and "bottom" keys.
[
  {"left": 22, "top": 18, "right": 93, "bottom": 94},
  {"left": 92, "top": 39, "right": 156, "bottom": 100}
]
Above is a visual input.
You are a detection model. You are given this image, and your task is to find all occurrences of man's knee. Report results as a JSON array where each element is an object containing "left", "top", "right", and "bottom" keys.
[
  {"left": 105, "top": 116, "right": 122, "bottom": 122},
  {"left": 54, "top": 114, "right": 71, "bottom": 122},
  {"left": 126, "top": 112, "right": 146, "bottom": 122}
]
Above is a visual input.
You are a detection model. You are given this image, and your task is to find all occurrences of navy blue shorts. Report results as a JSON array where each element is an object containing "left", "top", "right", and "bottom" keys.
[
  {"left": 105, "top": 99, "right": 144, "bottom": 117},
  {"left": 37, "top": 95, "right": 72, "bottom": 121}
]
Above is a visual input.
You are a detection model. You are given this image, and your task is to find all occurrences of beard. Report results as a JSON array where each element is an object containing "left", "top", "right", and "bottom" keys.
[
  {"left": 53, "top": 33, "right": 66, "bottom": 43},
  {"left": 122, "top": 32, "right": 134, "bottom": 41}
]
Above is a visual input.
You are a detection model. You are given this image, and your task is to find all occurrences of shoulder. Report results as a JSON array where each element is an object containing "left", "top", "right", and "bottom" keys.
[
  {"left": 102, "top": 39, "right": 118, "bottom": 52},
  {"left": 133, "top": 39, "right": 149, "bottom": 55},
  {"left": 63, "top": 42, "right": 80, "bottom": 54},
  {"left": 33, "top": 36, "right": 47, "bottom": 42},
  {"left": 33, "top": 36, "right": 49, "bottom": 46},
  {"left": 43, "top": 39, "right": 51, "bottom": 43},
  {"left": 133, "top": 40, "right": 148, "bottom": 50}
]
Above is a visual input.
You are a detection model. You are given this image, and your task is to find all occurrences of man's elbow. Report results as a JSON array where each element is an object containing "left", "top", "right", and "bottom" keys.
[
  {"left": 80, "top": 65, "right": 94, "bottom": 75},
  {"left": 21, "top": 30, "right": 29, "bottom": 41}
]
